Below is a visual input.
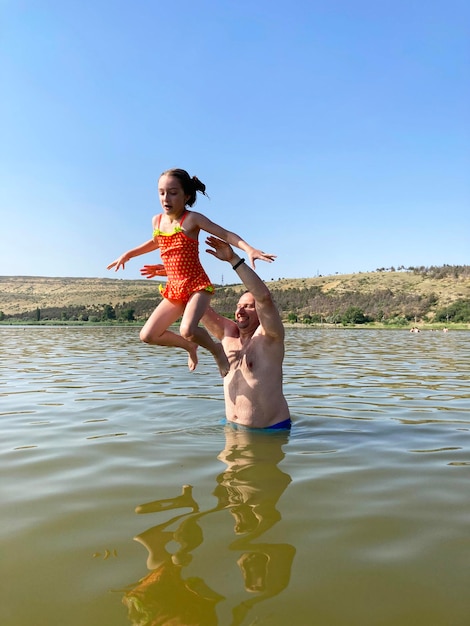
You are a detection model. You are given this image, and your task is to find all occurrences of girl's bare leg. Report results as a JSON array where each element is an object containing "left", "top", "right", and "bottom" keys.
[
  {"left": 140, "top": 300, "right": 199, "bottom": 371},
  {"left": 180, "top": 292, "right": 230, "bottom": 377}
]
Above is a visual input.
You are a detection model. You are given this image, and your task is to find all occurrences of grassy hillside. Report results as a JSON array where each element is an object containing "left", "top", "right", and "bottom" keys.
[
  {"left": 1, "top": 267, "right": 469, "bottom": 324},
  {"left": 0, "top": 276, "right": 159, "bottom": 316},
  {"left": 270, "top": 270, "right": 470, "bottom": 304}
]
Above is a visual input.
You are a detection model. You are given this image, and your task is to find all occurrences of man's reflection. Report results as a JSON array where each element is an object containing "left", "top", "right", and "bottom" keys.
[{"left": 122, "top": 425, "right": 295, "bottom": 625}]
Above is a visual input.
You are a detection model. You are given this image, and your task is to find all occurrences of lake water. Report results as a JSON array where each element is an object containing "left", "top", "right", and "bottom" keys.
[{"left": 1, "top": 326, "right": 470, "bottom": 626}]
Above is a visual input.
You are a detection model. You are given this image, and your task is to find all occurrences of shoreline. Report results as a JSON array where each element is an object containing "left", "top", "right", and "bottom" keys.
[{"left": 1, "top": 321, "right": 468, "bottom": 330}]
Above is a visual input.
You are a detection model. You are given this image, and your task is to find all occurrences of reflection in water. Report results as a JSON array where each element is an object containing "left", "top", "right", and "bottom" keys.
[{"left": 123, "top": 425, "right": 295, "bottom": 625}]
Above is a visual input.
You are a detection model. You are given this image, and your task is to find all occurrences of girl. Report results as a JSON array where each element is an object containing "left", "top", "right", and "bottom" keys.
[{"left": 107, "top": 168, "right": 275, "bottom": 376}]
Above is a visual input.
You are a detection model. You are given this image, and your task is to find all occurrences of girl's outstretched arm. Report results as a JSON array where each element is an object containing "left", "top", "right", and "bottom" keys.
[
  {"left": 107, "top": 239, "right": 159, "bottom": 272},
  {"left": 193, "top": 213, "right": 276, "bottom": 269}
]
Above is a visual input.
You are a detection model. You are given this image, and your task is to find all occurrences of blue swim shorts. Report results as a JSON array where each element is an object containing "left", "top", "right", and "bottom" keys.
[
  {"left": 222, "top": 418, "right": 292, "bottom": 431},
  {"left": 266, "top": 418, "right": 292, "bottom": 430}
]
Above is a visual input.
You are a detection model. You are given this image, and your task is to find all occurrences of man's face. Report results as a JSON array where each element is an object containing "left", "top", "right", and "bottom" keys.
[{"left": 235, "top": 293, "right": 259, "bottom": 332}]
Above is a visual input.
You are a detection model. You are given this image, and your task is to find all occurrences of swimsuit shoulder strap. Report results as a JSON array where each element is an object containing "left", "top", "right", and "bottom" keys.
[
  {"left": 152, "top": 214, "right": 162, "bottom": 238},
  {"left": 179, "top": 209, "right": 190, "bottom": 227}
]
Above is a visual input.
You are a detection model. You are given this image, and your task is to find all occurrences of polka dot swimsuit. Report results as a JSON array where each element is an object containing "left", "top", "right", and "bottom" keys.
[{"left": 153, "top": 210, "right": 214, "bottom": 304}]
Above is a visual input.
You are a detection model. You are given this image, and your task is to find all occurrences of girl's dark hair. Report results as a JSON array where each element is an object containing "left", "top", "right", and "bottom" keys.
[{"left": 160, "top": 168, "right": 208, "bottom": 207}]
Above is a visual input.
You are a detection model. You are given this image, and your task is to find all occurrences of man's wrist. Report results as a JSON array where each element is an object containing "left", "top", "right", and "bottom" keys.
[{"left": 231, "top": 256, "right": 245, "bottom": 270}]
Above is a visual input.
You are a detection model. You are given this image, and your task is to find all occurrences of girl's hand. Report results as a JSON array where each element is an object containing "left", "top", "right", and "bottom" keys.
[
  {"left": 247, "top": 247, "right": 276, "bottom": 269},
  {"left": 140, "top": 264, "right": 167, "bottom": 279},
  {"left": 107, "top": 254, "right": 129, "bottom": 272}
]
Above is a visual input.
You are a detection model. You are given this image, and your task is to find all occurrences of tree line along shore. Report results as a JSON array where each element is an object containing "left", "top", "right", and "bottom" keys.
[{"left": 1, "top": 265, "right": 469, "bottom": 327}]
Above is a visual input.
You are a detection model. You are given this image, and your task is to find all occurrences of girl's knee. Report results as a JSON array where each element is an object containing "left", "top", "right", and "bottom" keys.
[
  {"left": 139, "top": 328, "right": 152, "bottom": 343},
  {"left": 179, "top": 321, "right": 196, "bottom": 341}
]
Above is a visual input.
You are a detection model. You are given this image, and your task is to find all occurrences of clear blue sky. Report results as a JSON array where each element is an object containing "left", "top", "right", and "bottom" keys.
[{"left": 1, "top": 0, "right": 468, "bottom": 283}]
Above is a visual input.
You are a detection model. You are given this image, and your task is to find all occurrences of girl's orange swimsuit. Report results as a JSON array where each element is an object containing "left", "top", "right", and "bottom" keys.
[{"left": 153, "top": 210, "right": 214, "bottom": 304}]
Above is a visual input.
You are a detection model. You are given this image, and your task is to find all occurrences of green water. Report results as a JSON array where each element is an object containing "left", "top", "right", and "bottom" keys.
[{"left": 1, "top": 327, "right": 469, "bottom": 625}]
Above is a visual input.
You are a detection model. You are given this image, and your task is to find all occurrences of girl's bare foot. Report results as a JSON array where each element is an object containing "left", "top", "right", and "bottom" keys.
[
  {"left": 187, "top": 343, "right": 198, "bottom": 371},
  {"left": 214, "top": 343, "right": 230, "bottom": 377}
]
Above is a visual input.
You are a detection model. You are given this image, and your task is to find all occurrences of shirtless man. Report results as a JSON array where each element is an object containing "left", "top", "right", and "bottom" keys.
[{"left": 202, "top": 236, "right": 291, "bottom": 430}]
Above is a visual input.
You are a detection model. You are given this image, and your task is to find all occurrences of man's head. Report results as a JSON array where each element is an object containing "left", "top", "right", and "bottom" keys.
[{"left": 235, "top": 292, "right": 260, "bottom": 334}]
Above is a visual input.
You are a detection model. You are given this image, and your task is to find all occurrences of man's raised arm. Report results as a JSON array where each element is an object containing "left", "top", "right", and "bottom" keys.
[{"left": 205, "top": 236, "right": 284, "bottom": 340}]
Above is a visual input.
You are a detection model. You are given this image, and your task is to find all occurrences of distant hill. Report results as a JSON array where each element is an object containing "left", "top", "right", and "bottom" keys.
[
  {"left": 0, "top": 276, "right": 160, "bottom": 316},
  {"left": 1, "top": 266, "right": 469, "bottom": 324}
]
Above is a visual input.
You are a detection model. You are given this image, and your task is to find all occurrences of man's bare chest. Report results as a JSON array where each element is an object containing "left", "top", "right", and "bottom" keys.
[{"left": 223, "top": 337, "right": 267, "bottom": 373}]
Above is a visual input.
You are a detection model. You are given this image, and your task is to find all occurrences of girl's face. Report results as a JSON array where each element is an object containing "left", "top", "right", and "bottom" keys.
[{"left": 158, "top": 174, "right": 190, "bottom": 215}]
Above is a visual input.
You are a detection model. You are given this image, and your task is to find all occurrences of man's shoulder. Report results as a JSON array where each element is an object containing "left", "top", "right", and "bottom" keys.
[
  {"left": 257, "top": 320, "right": 285, "bottom": 342},
  {"left": 223, "top": 322, "right": 240, "bottom": 339}
]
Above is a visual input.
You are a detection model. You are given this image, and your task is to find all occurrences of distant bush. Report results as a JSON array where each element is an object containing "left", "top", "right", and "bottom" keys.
[
  {"left": 434, "top": 299, "right": 470, "bottom": 323},
  {"left": 341, "top": 307, "right": 370, "bottom": 325}
]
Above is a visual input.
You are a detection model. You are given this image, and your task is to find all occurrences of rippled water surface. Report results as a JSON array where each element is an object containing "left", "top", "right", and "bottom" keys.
[{"left": 1, "top": 326, "right": 470, "bottom": 626}]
